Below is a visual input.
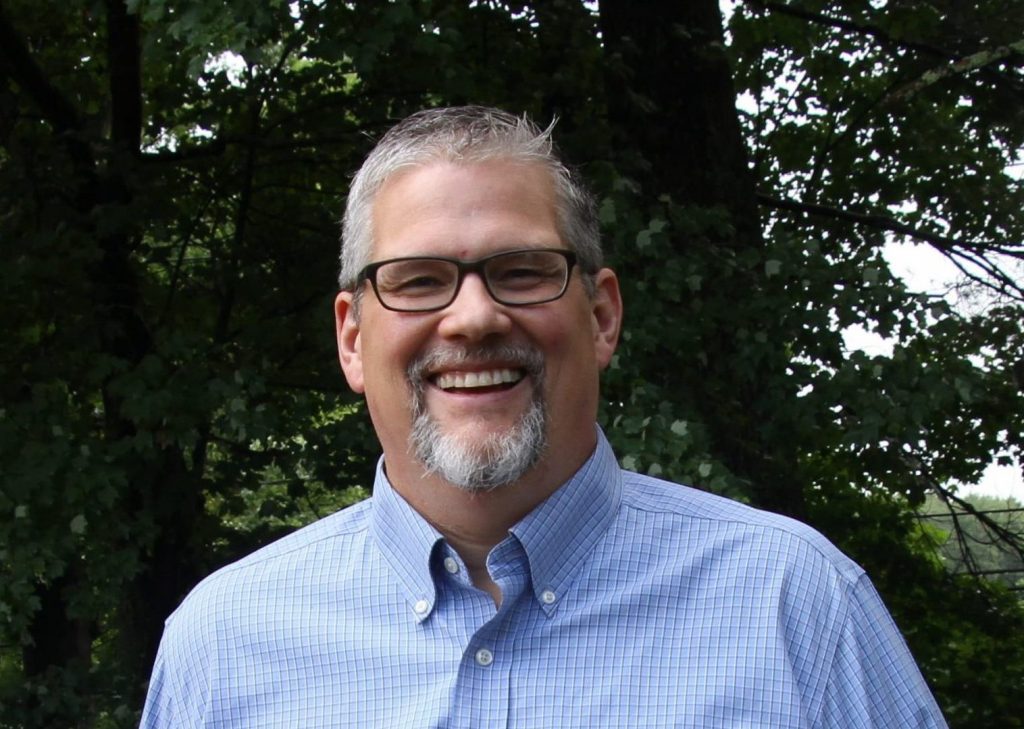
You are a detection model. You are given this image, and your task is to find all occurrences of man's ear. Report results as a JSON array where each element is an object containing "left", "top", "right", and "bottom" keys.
[
  {"left": 590, "top": 268, "right": 623, "bottom": 370},
  {"left": 334, "top": 291, "right": 365, "bottom": 393}
]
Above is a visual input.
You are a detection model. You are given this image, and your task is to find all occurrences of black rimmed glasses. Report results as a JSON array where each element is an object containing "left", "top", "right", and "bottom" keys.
[{"left": 356, "top": 248, "right": 578, "bottom": 313}]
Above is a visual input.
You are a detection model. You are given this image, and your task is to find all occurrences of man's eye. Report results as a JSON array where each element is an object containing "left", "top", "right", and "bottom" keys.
[
  {"left": 507, "top": 266, "right": 546, "bottom": 278},
  {"left": 380, "top": 274, "right": 448, "bottom": 295},
  {"left": 399, "top": 276, "right": 446, "bottom": 290},
  {"left": 497, "top": 267, "right": 544, "bottom": 284},
  {"left": 493, "top": 262, "right": 562, "bottom": 289}
]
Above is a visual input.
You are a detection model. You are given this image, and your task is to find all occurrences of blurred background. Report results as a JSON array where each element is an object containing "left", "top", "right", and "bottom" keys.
[{"left": 0, "top": 1, "right": 1021, "bottom": 726}]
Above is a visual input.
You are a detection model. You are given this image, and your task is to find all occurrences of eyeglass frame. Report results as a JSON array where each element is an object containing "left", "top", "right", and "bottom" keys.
[{"left": 355, "top": 247, "right": 579, "bottom": 313}]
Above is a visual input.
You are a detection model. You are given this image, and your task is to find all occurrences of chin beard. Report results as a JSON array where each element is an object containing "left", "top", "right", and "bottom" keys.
[{"left": 407, "top": 345, "right": 547, "bottom": 493}]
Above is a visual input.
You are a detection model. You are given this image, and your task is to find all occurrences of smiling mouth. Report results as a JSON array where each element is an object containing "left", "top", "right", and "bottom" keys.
[{"left": 433, "top": 368, "right": 525, "bottom": 392}]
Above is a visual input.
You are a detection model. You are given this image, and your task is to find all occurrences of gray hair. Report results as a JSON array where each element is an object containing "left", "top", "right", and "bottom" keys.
[{"left": 338, "top": 106, "right": 602, "bottom": 292}]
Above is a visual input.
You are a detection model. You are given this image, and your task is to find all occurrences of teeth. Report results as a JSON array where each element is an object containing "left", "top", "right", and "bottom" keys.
[{"left": 436, "top": 369, "right": 522, "bottom": 390}]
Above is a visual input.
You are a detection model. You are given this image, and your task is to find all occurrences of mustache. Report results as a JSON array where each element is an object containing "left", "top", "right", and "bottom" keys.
[{"left": 406, "top": 344, "right": 545, "bottom": 393}]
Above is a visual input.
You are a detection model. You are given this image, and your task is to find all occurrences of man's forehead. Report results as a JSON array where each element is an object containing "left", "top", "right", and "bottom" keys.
[
  {"left": 374, "top": 157, "right": 554, "bottom": 191},
  {"left": 369, "top": 160, "right": 560, "bottom": 252}
]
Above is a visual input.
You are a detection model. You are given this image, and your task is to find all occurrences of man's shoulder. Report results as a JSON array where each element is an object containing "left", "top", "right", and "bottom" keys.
[
  {"left": 146, "top": 497, "right": 378, "bottom": 713},
  {"left": 168, "top": 497, "right": 375, "bottom": 623},
  {"left": 617, "top": 470, "right": 864, "bottom": 584}
]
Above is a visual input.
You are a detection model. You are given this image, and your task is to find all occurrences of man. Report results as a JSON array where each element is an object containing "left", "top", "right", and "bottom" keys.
[{"left": 141, "top": 106, "right": 947, "bottom": 727}]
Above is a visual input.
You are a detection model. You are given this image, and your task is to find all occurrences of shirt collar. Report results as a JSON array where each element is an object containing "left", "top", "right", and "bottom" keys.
[
  {"left": 369, "top": 427, "right": 622, "bottom": 619},
  {"left": 510, "top": 427, "right": 621, "bottom": 614},
  {"left": 369, "top": 460, "right": 444, "bottom": 622}
]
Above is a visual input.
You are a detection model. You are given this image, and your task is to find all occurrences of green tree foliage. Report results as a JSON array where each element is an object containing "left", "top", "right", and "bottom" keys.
[{"left": 0, "top": 1, "right": 1021, "bottom": 726}]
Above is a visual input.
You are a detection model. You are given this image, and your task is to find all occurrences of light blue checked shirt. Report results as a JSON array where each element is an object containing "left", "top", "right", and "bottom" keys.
[{"left": 141, "top": 429, "right": 946, "bottom": 728}]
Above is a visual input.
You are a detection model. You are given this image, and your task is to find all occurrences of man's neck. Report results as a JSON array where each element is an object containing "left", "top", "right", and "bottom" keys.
[
  {"left": 397, "top": 467, "right": 554, "bottom": 545},
  {"left": 383, "top": 458, "right": 570, "bottom": 605}
]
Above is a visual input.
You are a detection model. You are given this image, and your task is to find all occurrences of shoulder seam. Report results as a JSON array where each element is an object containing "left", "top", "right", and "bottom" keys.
[
  {"left": 187, "top": 504, "right": 373, "bottom": 588},
  {"left": 618, "top": 482, "right": 865, "bottom": 585}
]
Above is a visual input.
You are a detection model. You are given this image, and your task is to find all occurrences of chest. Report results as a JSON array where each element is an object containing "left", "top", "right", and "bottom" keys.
[{"left": 202, "top": 578, "right": 817, "bottom": 728}]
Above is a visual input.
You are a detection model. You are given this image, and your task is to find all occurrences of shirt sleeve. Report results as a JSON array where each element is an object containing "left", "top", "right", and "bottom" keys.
[
  {"left": 139, "top": 614, "right": 209, "bottom": 729},
  {"left": 816, "top": 573, "right": 948, "bottom": 728}
]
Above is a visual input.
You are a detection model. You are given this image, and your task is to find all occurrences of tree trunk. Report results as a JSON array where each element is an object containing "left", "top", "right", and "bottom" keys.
[
  {"left": 599, "top": 0, "right": 806, "bottom": 518},
  {"left": 599, "top": 0, "right": 759, "bottom": 236}
]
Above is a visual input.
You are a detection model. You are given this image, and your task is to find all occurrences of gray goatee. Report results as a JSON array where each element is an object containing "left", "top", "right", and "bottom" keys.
[{"left": 407, "top": 344, "right": 546, "bottom": 493}]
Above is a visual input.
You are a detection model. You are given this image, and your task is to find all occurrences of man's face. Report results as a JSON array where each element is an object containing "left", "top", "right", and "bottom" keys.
[{"left": 335, "top": 160, "right": 621, "bottom": 494}]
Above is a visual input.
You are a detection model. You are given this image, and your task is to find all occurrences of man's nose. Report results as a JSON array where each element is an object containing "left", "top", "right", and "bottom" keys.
[{"left": 436, "top": 272, "right": 513, "bottom": 341}]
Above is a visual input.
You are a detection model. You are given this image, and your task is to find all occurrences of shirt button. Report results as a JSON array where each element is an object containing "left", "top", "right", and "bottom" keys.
[
  {"left": 541, "top": 589, "right": 557, "bottom": 605},
  {"left": 443, "top": 557, "right": 460, "bottom": 574},
  {"left": 413, "top": 599, "right": 430, "bottom": 615},
  {"left": 475, "top": 648, "right": 494, "bottom": 667}
]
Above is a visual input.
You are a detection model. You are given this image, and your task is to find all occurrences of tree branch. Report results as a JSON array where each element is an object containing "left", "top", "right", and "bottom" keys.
[
  {"left": 888, "top": 39, "right": 1024, "bottom": 104},
  {"left": 105, "top": 0, "right": 143, "bottom": 153},
  {"left": 759, "top": 193, "right": 966, "bottom": 250},
  {"left": 760, "top": 192, "right": 1024, "bottom": 300},
  {"left": 157, "top": 193, "right": 219, "bottom": 330},
  {"left": 0, "top": 1, "right": 82, "bottom": 134},
  {"left": 750, "top": 0, "right": 976, "bottom": 63},
  {"left": 747, "top": 1, "right": 1024, "bottom": 99},
  {"left": 939, "top": 247, "right": 1024, "bottom": 303},
  {"left": 0, "top": 0, "right": 97, "bottom": 185},
  {"left": 940, "top": 494, "right": 984, "bottom": 576},
  {"left": 933, "top": 481, "right": 1024, "bottom": 567}
]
